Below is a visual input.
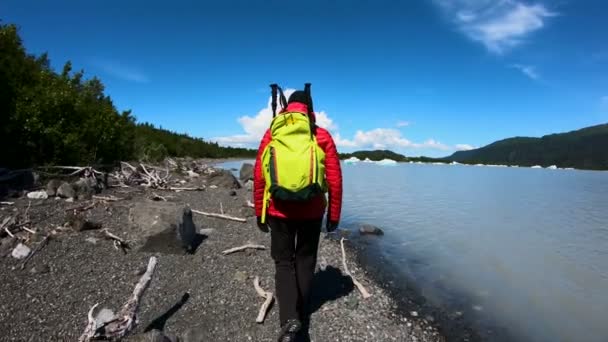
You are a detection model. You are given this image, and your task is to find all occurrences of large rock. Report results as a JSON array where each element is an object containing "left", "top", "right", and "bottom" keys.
[
  {"left": 206, "top": 169, "right": 241, "bottom": 189},
  {"left": 45, "top": 179, "right": 63, "bottom": 197},
  {"left": 245, "top": 180, "right": 253, "bottom": 192},
  {"left": 359, "top": 224, "right": 384, "bottom": 236},
  {"left": 57, "top": 182, "right": 76, "bottom": 199},
  {"left": 27, "top": 191, "right": 48, "bottom": 199},
  {"left": 239, "top": 163, "right": 254, "bottom": 182},
  {"left": 0, "top": 169, "right": 39, "bottom": 192},
  {"left": 11, "top": 243, "right": 31, "bottom": 259},
  {"left": 73, "top": 177, "right": 98, "bottom": 200},
  {"left": 0, "top": 237, "right": 16, "bottom": 257},
  {"left": 130, "top": 202, "right": 199, "bottom": 254}
]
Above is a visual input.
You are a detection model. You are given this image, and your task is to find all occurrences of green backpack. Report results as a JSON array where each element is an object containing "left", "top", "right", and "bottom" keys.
[{"left": 260, "top": 84, "right": 327, "bottom": 223}]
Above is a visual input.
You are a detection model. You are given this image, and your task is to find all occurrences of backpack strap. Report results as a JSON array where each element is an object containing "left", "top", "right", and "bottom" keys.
[
  {"left": 270, "top": 83, "right": 288, "bottom": 118},
  {"left": 278, "top": 86, "right": 287, "bottom": 111}
]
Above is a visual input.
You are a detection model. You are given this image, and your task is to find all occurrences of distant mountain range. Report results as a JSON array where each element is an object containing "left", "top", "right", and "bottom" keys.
[
  {"left": 340, "top": 123, "right": 608, "bottom": 170},
  {"left": 446, "top": 123, "right": 608, "bottom": 170}
]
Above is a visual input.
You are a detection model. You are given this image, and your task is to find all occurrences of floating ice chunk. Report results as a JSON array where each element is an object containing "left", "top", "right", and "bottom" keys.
[
  {"left": 375, "top": 159, "right": 397, "bottom": 166},
  {"left": 344, "top": 157, "right": 360, "bottom": 164}
]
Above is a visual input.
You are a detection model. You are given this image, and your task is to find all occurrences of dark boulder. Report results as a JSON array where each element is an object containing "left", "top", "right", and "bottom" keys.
[
  {"left": 130, "top": 202, "right": 200, "bottom": 254},
  {"left": 73, "top": 177, "right": 98, "bottom": 200},
  {"left": 359, "top": 224, "right": 384, "bottom": 236},
  {"left": 0, "top": 169, "right": 39, "bottom": 192},
  {"left": 239, "top": 163, "right": 254, "bottom": 182},
  {"left": 57, "top": 182, "right": 76, "bottom": 199},
  {"left": 207, "top": 169, "right": 241, "bottom": 189},
  {"left": 46, "top": 179, "right": 63, "bottom": 197}
]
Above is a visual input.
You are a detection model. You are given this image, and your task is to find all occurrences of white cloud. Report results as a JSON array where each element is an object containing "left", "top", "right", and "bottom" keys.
[
  {"left": 214, "top": 91, "right": 470, "bottom": 153},
  {"left": 419, "top": 139, "right": 452, "bottom": 151},
  {"left": 434, "top": 0, "right": 555, "bottom": 54},
  {"left": 213, "top": 89, "right": 336, "bottom": 145},
  {"left": 455, "top": 144, "right": 476, "bottom": 151},
  {"left": 334, "top": 128, "right": 454, "bottom": 151},
  {"left": 511, "top": 64, "right": 539, "bottom": 80},
  {"left": 91, "top": 59, "right": 149, "bottom": 83}
]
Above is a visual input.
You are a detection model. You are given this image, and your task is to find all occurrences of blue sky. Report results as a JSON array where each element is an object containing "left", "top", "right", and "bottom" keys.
[{"left": 2, "top": 0, "right": 607, "bottom": 157}]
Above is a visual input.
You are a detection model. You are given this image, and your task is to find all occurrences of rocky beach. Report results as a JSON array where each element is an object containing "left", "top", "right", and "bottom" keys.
[{"left": 0, "top": 159, "right": 445, "bottom": 342}]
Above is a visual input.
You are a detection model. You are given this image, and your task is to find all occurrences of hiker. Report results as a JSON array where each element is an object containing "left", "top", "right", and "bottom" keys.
[{"left": 253, "top": 84, "right": 343, "bottom": 341}]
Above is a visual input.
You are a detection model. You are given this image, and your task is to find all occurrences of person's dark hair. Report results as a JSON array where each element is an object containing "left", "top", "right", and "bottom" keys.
[{"left": 287, "top": 90, "right": 311, "bottom": 105}]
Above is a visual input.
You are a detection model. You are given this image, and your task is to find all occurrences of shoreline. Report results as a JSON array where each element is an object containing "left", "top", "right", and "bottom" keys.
[
  {"left": 0, "top": 159, "right": 446, "bottom": 341},
  {"left": 344, "top": 234, "right": 484, "bottom": 342}
]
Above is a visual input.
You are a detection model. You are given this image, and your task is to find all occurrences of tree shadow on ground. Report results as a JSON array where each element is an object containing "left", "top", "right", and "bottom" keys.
[{"left": 144, "top": 292, "right": 190, "bottom": 332}]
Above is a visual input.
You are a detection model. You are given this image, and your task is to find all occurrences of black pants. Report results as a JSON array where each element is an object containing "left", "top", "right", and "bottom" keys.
[{"left": 268, "top": 216, "right": 322, "bottom": 325}]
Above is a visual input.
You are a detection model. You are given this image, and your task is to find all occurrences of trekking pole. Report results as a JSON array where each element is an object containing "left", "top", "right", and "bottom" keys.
[
  {"left": 270, "top": 84, "right": 278, "bottom": 118},
  {"left": 304, "top": 82, "right": 315, "bottom": 121}
]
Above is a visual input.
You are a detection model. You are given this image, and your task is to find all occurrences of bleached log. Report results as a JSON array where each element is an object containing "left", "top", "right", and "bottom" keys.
[
  {"left": 22, "top": 227, "right": 36, "bottom": 234},
  {"left": 1, "top": 216, "right": 15, "bottom": 237},
  {"left": 191, "top": 209, "right": 247, "bottom": 223},
  {"left": 120, "top": 162, "right": 137, "bottom": 172},
  {"left": 222, "top": 244, "right": 266, "bottom": 255},
  {"left": 92, "top": 195, "right": 122, "bottom": 202},
  {"left": 340, "top": 238, "right": 371, "bottom": 299},
  {"left": 65, "top": 202, "right": 97, "bottom": 212},
  {"left": 101, "top": 229, "right": 129, "bottom": 252},
  {"left": 79, "top": 256, "right": 158, "bottom": 342},
  {"left": 151, "top": 193, "right": 167, "bottom": 201},
  {"left": 169, "top": 187, "right": 204, "bottom": 191},
  {"left": 0, "top": 201, "right": 14, "bottom": 205},
  {"left": 253, "top": 276, "right": 274, "bottom": 323},
  {"left": 20, "top": 234, "right": 50, "bottom": 270}
]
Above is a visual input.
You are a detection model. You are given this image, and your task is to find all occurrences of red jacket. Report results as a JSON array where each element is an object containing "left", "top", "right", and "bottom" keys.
[{"left": 253, "top": 102, "right": 343, "bottom": 223}]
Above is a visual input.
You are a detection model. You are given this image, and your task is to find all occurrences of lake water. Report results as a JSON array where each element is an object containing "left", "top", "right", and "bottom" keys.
[{"left": 218, "top": 160, "right": 608, "bottom": 342}]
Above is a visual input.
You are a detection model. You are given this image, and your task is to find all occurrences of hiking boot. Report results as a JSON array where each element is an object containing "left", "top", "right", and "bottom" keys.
[{"left": 278, "top": 319, "right": 301, "bottom": 342}]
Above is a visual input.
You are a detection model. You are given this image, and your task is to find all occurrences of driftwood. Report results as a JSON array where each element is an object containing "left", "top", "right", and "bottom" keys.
[
  {"left": 101, "top": 229, "right": 129, "bottom": 252},
  {"left": 92, "top": 195, "right": 122, "bottom": 202},
  {"left": 222, "top": 244, "right": 266, "bottom": 255},
  {"left": 24, "top": 201, "right": 31, "bottom": 221},
  {"left": 1, "top": 216, "right": 16, "bottom": 238},
  {"left": 340, "top": 238, "right": 371, "bottom": 299},
  {"left": 79, "top": 256, "right": 158, "bottom": 342},
  {"left": 253, "top": 276, "right": 274, "bottom": 323},
  {"left": 151, "top": 193, "right": 168, "bottom": 201},
  {"left": 0, "top": 201, "right": 14, "bottom": 205},
  {"left": 22, "top": 227, "right": 36, "bottom": 234},
  {"left": 20, "top": 235, "right": 51, "bottom": 270},
  {"left": 191, "top": 209, "right": 247, "bottom": 223},
  {"left": 168, "top": 186, "right": 205, "bottom": 191},
  {"left": 66, "top": 202, "right": 98, "bottom": 213}
]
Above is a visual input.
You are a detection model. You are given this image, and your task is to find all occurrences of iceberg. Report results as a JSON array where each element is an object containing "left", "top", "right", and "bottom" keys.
[
  {"left": 531, "top": 165, "right": 542, "bottom": 169},
  {"left": 362, "top": 158, "right": 374, "bottom": 163},
  {"left": 547, "top": 165, "right": 558, "bottom": 169},
  {"left": 344, "top": 157, "right": 360, "bottom": 164},
  {"left": 375, "top": 159, "right": 397, "bottom": 166}
]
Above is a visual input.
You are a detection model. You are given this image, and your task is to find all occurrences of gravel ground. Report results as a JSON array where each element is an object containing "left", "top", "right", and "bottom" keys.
[{"left": 0, "top": 168, "right": 445, "bottom": 342}]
